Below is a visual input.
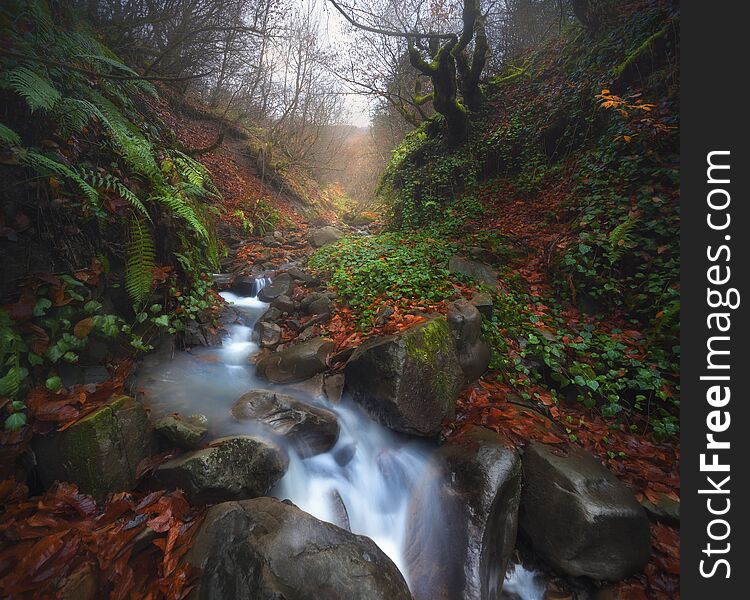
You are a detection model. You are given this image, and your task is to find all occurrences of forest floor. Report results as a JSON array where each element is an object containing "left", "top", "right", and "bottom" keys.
[{"left": 0, "top": 101, "right": 679, "bottom": 599}]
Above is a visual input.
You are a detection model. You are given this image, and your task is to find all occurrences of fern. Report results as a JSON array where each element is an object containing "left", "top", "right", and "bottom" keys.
[
  {"left": 53, "top": 98, "right": 96, "bottom": 137},
  {"left": 607, "top": 216, "right": 637, "bottom": 264},
  {"left": 126, "top": 216, "right": 156, "bottom": 305},
  {"left": 78, "top": 168, "right": 151, "bottom": 222},
  {"left": 171, "top": 150, "right": 207, "bottom": 188},
  {"left": 19, "top": 149, "right": 99, "bottom": 208},
  {"left": 150, "top": 190, "right": 208, "bottom": 239},
  {"left": 1, "top": 66, "right": 60, "bottom": 112},
  {"left": 0, "top": 122, "right": 21, "bottom": 147}
]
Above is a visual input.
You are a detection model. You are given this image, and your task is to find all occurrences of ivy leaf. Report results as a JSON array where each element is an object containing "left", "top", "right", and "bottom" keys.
[{"left": 4, "top": 412, "right": 26, "bottom": 431}]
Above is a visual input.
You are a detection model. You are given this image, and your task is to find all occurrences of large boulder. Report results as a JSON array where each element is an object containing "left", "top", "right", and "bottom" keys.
[
  {"left": 258, "top": 273, "right": 293, "bottom": 302},
  {"left": 345, "top": 317, "right": 463, "bottom": 436},
  {"left": 151, "top": 436, "right": 288, "bottom": 505},
  {"left": 405, "top": 427, "right": 521, "bottom": 600},
  {"left": 520, "top": 442, "right": 651, "bottom": 581},
  {"left": 448, "top": 256, "right": 499, "bottom": 288},
  {"left": 231, "top": 390, "right": 339, "bottom": 456},
  {"left": 256, "top": 337, "right": 334, "bottom": 384},
  {"left": 33, "top": 395, "right": 152, "bottom": 502},
  {"left": 309, "top": 226, "right": 344, "bottom": 247},
  {"left": 447, "top": 300, "right": 491, "bottom": 382},
  {"left": 187, "top": 497, "right": 412, "bottom": 600}
]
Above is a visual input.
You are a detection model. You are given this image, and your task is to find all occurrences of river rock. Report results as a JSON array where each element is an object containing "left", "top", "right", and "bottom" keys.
[
  {"left": 405, "top": 426, "right": 522, "bottom": 600},
  {"left": 324, "top": 373, "right": 346, "bottom": 403},
  {"left": 256, "top": 337, "right": 335, "bottom": 384},
  {"left": 254, "top": 321, "right": 282, "bottom": 348},
  {"left": 309, "top": 226, "right": 344, "bottom": 247},
  {"left": 307, "top": 295, "right": 332, "bottom": 315},
  {"left": 33, "top": 395, "right": 152, "bottom": 502},
  {"left": 345, "top": 317, "right": 463, "bottom": 436},
  {"left": 448, "top": 256, "right": 499, "bottom": 288},
  {"left": 520, "top": 442, "right": 651, "bottom": 581},
  {"left": 271, "top": 294, "right": 296, "bottom": 314},
  {"left": 154, "top": 414, "right": 207, "bottom": 449},
  {"left": 151, "top": 435, "right": 288, "bottom": 505},
  {"left": 231, "top": 390, "right": 339, "bottom": 456},
  {"left": 258, "top": 273, "right": 293, "bottom": 302},
  {"left": 187, "top": 497, "right": 412, "bottom": 600},
  {"left": 447, "top": 300, "right": 491, "bottom": 382}
]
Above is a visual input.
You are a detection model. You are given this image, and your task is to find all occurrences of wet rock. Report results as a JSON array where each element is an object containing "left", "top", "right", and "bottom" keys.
[
  {"left": 187, "top": 497, "right": 411, "bottom": 600},
  {"left": 152, "top": 436, "right": 287, "bottom": 505},
  {"left": 273, "top": 230, "right": 284, "bottom": 242},
  {"left": 257, "top": 273, "right": 293, "bottom": 302},
  {"left": 254, "top": 321, "right": 282, "bottom": 349},
  {"left": 405, "top": 426, "right": 521, "bottom": 600},
  {"left": 448, "top": 256, "right": 499, "bottom": 288},
  {"left": 271, "top": 294, "right": 295, "bottom": 314},
  {"left": 187, "top": 413, "right": 210, "bottom": 429},
  {"left": 210, "top": 273, "right": 233, "bottom": 289},
  {"left": 289, "top": 373, "right": 326, "bottom": 399},
  {"left": 232, "top": 276, "right": 262, "bottom": 297},
  {"left": 333, "top": 443, "right": 356, "bottom": 467},
  {"left": 520, "top": 442, "right": 651, "bottom": 581},
  {"left": 285, "top": 266, "right": 315, "bottom": 283},
  {"left": 471, "top": 291, "right": 494, "bottom": 320},
  {"left": 309, "top": 225, "right": 344, "bottom": 247},
  {"left": 345, "top": 317, "right": 463, "bottom": 436},
  {"left": 324, "top": 373, "right": 346, "bottom": 403},
  {"left": 307, "top": 295, "right": 332, "bottom": 315},
  {"left": 154, "top": 414, "right": 207, "bottom": 449},
  {"left": 447, "top": 299, "right": 492, "bottom": 382},
  {"left": 256, "top": 337, "right": 335, "bottom": 384},
  {"left": 182, "top": 320, "right": 221, "bottom": 348},
  {"left": 231, "top": 390, "right": 338, "bottom": 456},
  {"left": 261, "top": 306, "right": 283, "bottom": 323},
  {"left": 33, "top": 395, "right": 152, "bottom": 502},
  {"left": 329, "top": 489, "right": 352, "bottom": 531}
]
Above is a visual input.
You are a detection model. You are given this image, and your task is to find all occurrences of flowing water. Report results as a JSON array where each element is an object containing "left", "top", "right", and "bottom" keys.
[{"left": 134, "top": 283, "right": 542, "bottom": 598}]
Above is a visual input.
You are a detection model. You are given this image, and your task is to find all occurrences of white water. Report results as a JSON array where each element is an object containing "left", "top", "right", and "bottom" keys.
[{"left": 134, "top": 281, "right": 542, "bottom": 598}]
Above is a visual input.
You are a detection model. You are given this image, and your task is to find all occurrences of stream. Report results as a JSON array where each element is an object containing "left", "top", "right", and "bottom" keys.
[{"left": 134, "top": 283, "right": 543, "bottom": 599}]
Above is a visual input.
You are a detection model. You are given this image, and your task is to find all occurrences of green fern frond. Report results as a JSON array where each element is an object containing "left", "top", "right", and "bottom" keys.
[
  {"left": 607, "top": 216, "right": 637, "bottom": 264},
  {"left": 53, "top": 98, "right": 96, "bottom": 137},
  {"left": 77, "top": 53, "right": 139, "bottom": 76},
  {"left": 0, "top": 122, "right": 21, "bottom": 147},
  {"left": 19, "top": 149, "right": 99, "bottom": 208},
  {"left": 1, "top": 66, "right": 61, "bottom": 112},
  {"left": 126, "top": 216, "right": 156, "bottom": 306},
  {"left": 149, "top": 190, "right": 208, "bottom": 239},
  {"left": 78, "top": 168, "right": 151, "bottom": 222},
  {"left": 171, "top": 150, "right": 208, "bottom": 187}
]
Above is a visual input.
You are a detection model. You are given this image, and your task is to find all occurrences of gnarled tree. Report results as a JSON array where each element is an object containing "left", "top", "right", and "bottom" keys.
[{"left": 330, "top": 0, "right": 488, "bottom": 146}]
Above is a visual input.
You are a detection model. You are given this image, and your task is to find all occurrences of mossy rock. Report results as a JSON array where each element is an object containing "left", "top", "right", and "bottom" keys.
[
  {"left": 345, "top": 317, "right": 463, "bottom": 436},
  {"left": 33, "top": 395, "right": 153, "bottom": 502}
]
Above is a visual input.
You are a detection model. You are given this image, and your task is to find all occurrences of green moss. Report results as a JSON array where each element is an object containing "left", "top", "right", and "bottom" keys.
[
  {"left": 613, "top": 24, "right": 670, "bottom": 79},
  {"left": 405, "top": 318, "right": 459, "bottom": 405}
]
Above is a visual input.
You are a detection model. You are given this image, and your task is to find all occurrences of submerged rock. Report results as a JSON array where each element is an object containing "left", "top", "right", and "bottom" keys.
[
  {"left": 33, "top": 395, "right": 152, "bottom": 502},
  {"left": 345, "top": 317, "right": 463, "bottom": 436},
  {"left": 231, "top": 390, "right": 339, "bottom": 456},
  {"left": 256, "top": 337, "right": 334, "bottom": 384},
  {"left": 151, "top": 435, "right": 288, "bottom": 505},
  {"left": 154, "top": 414, "right": 207, "bottom": 449},
  {"left": 187, "top": 497, "right": 412, "bottom": 600},
  {"left": 520, "top": 442, "right": 651, "bottom": 581},
  {"left": 405, "top": 426, "right": 521, "bottom": 600},
  {"left": 308, "top": 225, "right": 344, "bottom": 247}
]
